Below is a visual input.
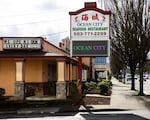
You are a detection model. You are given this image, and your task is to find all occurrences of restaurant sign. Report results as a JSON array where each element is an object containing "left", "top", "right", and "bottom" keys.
[
  {"left": 70, "top": 10, "right": 110, "bottom": 40},
  {"left": 72, "top": 40, "right": 109, "bottom": 56},
  {"left": 3, "top": 37, "right": 42, "bottom": 50},
  {"left": 69, "top": 2, "right": 111, "bottom": 57}
]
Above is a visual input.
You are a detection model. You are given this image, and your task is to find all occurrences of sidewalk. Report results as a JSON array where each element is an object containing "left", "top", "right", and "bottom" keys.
[
  {"left": 79, "top": 77, "right": 150, "bottom": 119},
  {"left": 0, "top": 77, "right": 150, "bottom": 116},
  {"left": 110, "top": 77, "right": 150, "bottom": 110},
  {"left": 80, "top": 77, "right": 150, "bottom": 111}
]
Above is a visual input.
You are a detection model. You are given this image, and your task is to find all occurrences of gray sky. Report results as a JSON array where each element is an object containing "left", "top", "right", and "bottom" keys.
[
  {"left": 0, "top": 0, "right": 102, "bottom": 46},
  {"left": 0, "top": 0, "right": 149, "bottom": 46}
]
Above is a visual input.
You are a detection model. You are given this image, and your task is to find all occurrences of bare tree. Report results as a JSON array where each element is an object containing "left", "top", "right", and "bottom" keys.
[
  {"left": 109, "top": 0, "right": 150, "bottom": 94},
  {"left": 110, "top": 46, "right": 125, "bottom": 76},
  {"left": 137, "top": 0, "right": 150, "bottom": 95}
]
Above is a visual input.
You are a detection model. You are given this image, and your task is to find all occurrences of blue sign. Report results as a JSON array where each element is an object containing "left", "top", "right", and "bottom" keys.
[{"left": 94, "top": 57, "right": 106, "bottom": 64}]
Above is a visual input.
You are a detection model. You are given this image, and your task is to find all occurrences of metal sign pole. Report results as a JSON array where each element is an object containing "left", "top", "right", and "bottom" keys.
[{"left": 78, "top": 57, "right": 82, "bottom": 98}]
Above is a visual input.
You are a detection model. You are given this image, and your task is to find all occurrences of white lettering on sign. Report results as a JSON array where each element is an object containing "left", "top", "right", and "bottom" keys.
[{"left": 3, "top": 38, "right": 42, "bottom": 50}]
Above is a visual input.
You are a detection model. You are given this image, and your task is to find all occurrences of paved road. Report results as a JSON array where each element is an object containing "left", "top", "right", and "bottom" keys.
[
  {"left": 0, "top": 111, "right": 149, "bottom": 120},
  {"left": 135, "top": 79, "right": 150, "bottom": 95},
  {"left": 125, "top": 78, "right": 150, "bottom": 95}
]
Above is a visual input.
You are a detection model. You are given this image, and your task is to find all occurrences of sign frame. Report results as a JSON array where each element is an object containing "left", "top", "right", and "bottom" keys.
[
  {"left": 69, "top": 2, "right": 111, "bottom": 57},
  {"left": 71, "top": 40, "right": 110, "bottom": 57}
]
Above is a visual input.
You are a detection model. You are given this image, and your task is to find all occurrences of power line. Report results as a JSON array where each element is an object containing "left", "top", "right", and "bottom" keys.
[
  {"left": 0, "top": 8, "right": 66, "bottom": 18},
  {"left": 42, "top": 31, "right": 69, "bottom": 36},
  {"left": 0, "top": 30, "right": 69, "bottom": 37},
  {"left": 0, "top": 17, "right": 68, "bottom": 27}
]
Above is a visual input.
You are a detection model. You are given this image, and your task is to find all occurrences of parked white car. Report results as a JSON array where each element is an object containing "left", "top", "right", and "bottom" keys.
[
  {"left": 136, "top": 74, "right": 148, "bottom": 81},
  {"left": 125, "top": 74, "right": 138, "bottom": 81},
  {"left": 125, "top": 74, "right": 132, "bottom": 81},
  {"left": 143, "top": 74, "right": 149, "bottom": 80}
]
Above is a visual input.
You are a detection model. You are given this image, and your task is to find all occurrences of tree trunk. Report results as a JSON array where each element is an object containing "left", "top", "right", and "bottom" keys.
[
  {"left": 131, "top": 73, "right": 135, "bottom": 90},
  {"left": 139, "top": 64, "right": 144, "bottom": 96},
  {"left": 130, "top": 64, "right": 136, "bottom": 90}
]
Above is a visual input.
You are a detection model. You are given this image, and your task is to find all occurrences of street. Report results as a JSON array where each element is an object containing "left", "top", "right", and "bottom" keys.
[
  {"left": 135, "top": 79, "right": 150, "bottom": 95},
  {"left": 125, "top": 78, "right": 150, "bottom": 95},
  {"left": 0, "top": 111, "right": 149, "bottom": 120}
]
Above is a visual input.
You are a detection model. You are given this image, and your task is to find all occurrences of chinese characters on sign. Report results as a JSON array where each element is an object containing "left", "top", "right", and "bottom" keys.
[
  {"left": 69, "top": 2, "right": 111, "bottom": 57},
  {"left": 71, "top": 11, "right": 110, "bottom": 40}
]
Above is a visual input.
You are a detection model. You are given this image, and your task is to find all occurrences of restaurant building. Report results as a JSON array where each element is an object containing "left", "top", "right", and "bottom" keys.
[{"left": 0, "top": 37, "right": 90, "bottom": 100}]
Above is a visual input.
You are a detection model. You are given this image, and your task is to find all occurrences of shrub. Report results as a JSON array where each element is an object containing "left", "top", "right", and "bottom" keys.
[
  {"left": 82, "top": 81, "right": 97, "bottom": 93},
  {"left": 103, "top": 79, "right": 112, "bottom": 87},
  {"left": 82, "top": 79, "right": 112, "bottom": 95},
  {"left": 107, "top": 70, "right": 112, "bottom": 80},
  {"left": 97, "top": 82, "right": 109, "bottom": 95},
  {"left": 68, "top": 82, "right": 79, "bottom": 99},
  {"left": 0, "top": 88, "right": 5, "bottom": 96}
]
